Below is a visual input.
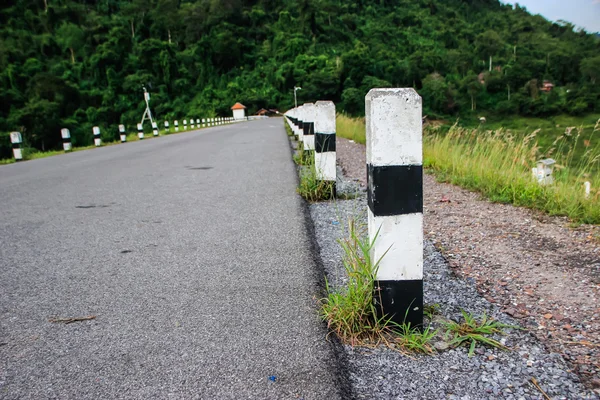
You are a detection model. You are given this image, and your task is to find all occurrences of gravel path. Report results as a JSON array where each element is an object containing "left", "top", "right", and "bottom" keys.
[{"left": 326, "top": 136, "right": 600, "bottom": 397}]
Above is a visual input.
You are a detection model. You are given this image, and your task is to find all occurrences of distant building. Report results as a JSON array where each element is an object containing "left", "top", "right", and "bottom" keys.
[
  {"left": 231, "top": 102, "right": 247, "bottom": 120},
  {"left": 255, "top": 108, "right": 280, "bottom": 116},
  {"left": 540, "top": 80, "right": 554, "bottom": 92}
]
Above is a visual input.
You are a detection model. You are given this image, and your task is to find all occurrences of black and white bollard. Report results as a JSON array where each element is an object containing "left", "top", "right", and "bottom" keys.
[
  {"left": 10, "top": 132, "right": 23, "bottom": 161},
  {"left": 152, "top": 122, "right": 158, "bottom": 136},
  {"left": 302, "top": 103, "right": 315, "bottom": 156},
  {"left": 164, "top": 120, "right": 170, "bottom": 133},
  {"left": 183, "top": 119, "right": 188, "bottom": 130},
  {"left": 174, "top": 120, "right": 179, "bottom": 132},
  {"left": 93, "top": 126, "right": 101, "bottom": 146},
  {"left": 202, "top": 118, "right": 206, "bottom": 128},
  {"left": 137, "top": 123, "right": 144, "bottom": 140},
  {"left": 119, "top": 124, "right": 126, "bottom": 142},
  {"left": 196, "top": 119, "right": 200, "bottom": 128},
  {"left": 314, "top": 101, "right": 336, "bottom": 190},
  {"left": 190, "top": 119, "right": 195, "bottom": 129},
  {"left": 61, "top": 128, "right": 73, "bottom": 151},
  {"left": 366, "top": 88, "right": 423, "bottom": 328}
]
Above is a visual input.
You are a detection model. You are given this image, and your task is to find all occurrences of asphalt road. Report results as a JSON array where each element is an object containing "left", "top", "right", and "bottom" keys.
[{"left": 0, "top": 120, "right": 343, "bottom": 399}]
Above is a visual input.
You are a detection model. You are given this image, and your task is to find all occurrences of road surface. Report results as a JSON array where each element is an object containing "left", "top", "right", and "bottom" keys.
[{"left": 0, "top": 120, "right": 344, "bottom": 399}]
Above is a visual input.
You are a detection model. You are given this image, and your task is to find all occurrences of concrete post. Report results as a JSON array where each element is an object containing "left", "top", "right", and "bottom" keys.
[
  {"left": 10, "top": 132, "right": 23, "bottom": 161},
  {"left": 202, "top": 118, "right": 206, "bottom": 127},
  {"left": 164, "top": 120, "right": 170, "bottom": 133},
  {"left": 297, "top": 105, "right": 305, "bottom": 143},
  {"left": 137, "top": 123, "right": 144, "bottom": 140},
  {"left": 190, "top": 118, "right": 195, "bottom": 129},
  {"left": 196, "top": 119, "right": 200, "bottom": 127},
  {"left": 118, "top": 125, "right": 126, "bottom": 142},
  {"left": 93, "top": 126, "right": 101, "bottom": 147},
  {"left": 584, "top": 181, "right": 591, "bottom": 199},
  {"left": 61, "top": 128, "right": 73, "bottom": 151},
  {"left": 174, "top": 120, "right": 179, "bottom": 132},
  {"left": 366, "top": 88, "right": 423, "bottom": 328},
  {"left": 314, "top": 101, "right": 336, "bottom": 189},
  {"left": 152, "top": 121, "right": 158, "bottom": 137},
  {"left": 183, "top": 119, "right": 188, "bottom": 130},
  {"left": 302, "top": 103, "right": 315, "bottom": 156}
]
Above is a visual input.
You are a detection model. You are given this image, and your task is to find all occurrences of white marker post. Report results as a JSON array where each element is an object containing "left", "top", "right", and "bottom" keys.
[
  {"left": 164, "top": 121, "right": 170, "bottom": 133},
  {"left": 302, "top": 103, "right": 315, "bottom": 157},
  {"left": 137, "top": 123, "right": 144, "bottom": 140},
  {"left": 174, "top": 120, "right": 179, "bottom": 132},
  {"left": 119, "top": 124, "right": 126, "bottom": 142},
  {"left": 196, "top": 119, "right": 200, "bottom": 127},
  {"left": 584, "top": 181, "right": 591, "bottom": 199},
  {"left": 190, "top": 119, "right": 195, "bottom": 129},
  {"left": 297, "top": 105, "right": 305, "bottom": 143},
  {"left": 314, "top": 101, "right": 336, "bottom": 191},
  {"left": 10, "top": 132, "right": 23, "bottom": 161},
  {"left": 366, "top": 88, "right": 423, "bottom": 328},
  {"left": 202, "top": 118, "right": 206, "bottom": 128},
  {"left": 61, "top": 128, "right": 72, "bottom": 151},
  {"left": 93, "top": 126, "right": 101, "bottom": 147},
  {"left": 183, "top": 119, "right": 188, "bottom": 130}
]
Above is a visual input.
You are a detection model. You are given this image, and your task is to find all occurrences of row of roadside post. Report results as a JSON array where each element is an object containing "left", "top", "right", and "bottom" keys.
[
  {"left": 9, "top": 117, "right": 237, "bottom": 161},
  {"left": 285, "top": 89, "right": 425, "bottom": 328}
]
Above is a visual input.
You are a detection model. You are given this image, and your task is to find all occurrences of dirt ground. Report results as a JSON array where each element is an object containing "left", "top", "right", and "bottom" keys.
[{"left": 336, "top": 136, "right": 600, "bottom": 391}]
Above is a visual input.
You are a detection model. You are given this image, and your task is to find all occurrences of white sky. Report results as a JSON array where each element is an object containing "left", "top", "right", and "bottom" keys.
[{"left": 502, "top": 0, "right": 600, "bottom": 33}]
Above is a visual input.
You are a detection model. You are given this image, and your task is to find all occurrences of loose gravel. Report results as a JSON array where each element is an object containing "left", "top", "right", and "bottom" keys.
[{"left": 308, "top": 168, "right": 599, "bottom": 399}]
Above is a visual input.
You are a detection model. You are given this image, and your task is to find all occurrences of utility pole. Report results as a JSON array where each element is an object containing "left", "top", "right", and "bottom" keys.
[{"left": 294, "top": 86, "right": 302, "bottom": 108}]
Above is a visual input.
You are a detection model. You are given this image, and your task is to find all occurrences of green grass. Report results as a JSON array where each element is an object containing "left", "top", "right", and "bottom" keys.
[
  {"left": 336, "top": 113, "right": 600, "bottom": 224},
  {"left": 336, "top": 113, "right": 366, "bottom": 144},
  {"left": 320, "top": 219, "right": 436, "bottom": 353},
  {"left": 445, "top": 310, "right": 518, "bottom": 357},
  {"left": 425, "top": 122, "right": 600, "bottom": 224},
  {"left": 459, "top": 113, "right": 600, "bottom": 172},
  {"left": 297, "top": 163, "right": 336, "bottom": 202}
]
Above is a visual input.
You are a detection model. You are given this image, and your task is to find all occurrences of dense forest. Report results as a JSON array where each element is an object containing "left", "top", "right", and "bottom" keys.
[{"left": 1, "top": 0, "right": 599, "bottom": 155}]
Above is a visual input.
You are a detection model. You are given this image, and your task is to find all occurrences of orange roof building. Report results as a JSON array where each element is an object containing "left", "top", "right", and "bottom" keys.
[{"left": 231, "top": 102, "right": 247, "bottom": 120}]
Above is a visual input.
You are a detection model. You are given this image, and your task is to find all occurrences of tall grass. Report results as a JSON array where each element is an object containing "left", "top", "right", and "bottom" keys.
[
  {"left": 425, "top": 122, "right": 600, "bottom": 224},
  {"left": 336, "top": 114, "right": 600, "bottom": 224},
  {"left": 336, "top": 113, "right": 366, "bottom": 144}
]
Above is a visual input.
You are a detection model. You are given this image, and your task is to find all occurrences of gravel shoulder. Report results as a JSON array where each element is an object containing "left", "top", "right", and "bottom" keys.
[{"left": 316, "top": 136, "right": 600, "bottom": 398}]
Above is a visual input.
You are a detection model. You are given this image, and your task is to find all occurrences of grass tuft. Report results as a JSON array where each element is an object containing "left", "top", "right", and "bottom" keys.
[
  {"left": 445, "top": 309, "right": 517, "bottom": 357},
  {"left": 320, "top": 219, "right": 436, "bottom": 353},
  {"left": 297, "top": 164, "right": 335, "bottom": 202}
]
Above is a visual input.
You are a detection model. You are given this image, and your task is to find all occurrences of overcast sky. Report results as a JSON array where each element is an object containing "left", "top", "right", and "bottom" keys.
[{"left": 502, "top": 0, "right": 600, "bottom": 33}]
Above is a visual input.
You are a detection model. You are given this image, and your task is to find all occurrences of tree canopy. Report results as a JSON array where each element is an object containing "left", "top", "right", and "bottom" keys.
[{"left": 1, "top": 0, "right": 599, "bottom": 155}]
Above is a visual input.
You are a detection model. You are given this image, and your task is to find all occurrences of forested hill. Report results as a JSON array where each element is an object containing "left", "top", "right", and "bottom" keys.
[{"left": 1, "top": 0, "right": 599, "bottom": 152}]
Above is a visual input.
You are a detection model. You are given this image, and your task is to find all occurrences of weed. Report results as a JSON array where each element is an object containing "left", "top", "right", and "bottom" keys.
[
  {"left": 320, "top": 219, "right": 390, "bottom": 345},
  {"left": 293, "top": 142, "right": 313, "bottom": 166},
  {"left": 391, "top": 321, "right": 437, "bottom": 354},
  {"left": 424, "top": 303, "right": 441, "bottom": 320},
  {"left": 445, "top": 309, "right": 517, "bottom": 357},
  {"left": 297, "top": 164, "right": 335, "bottom": 202},
  {"left": 320, "top": 219, "right": 436, "bottom": 354}
]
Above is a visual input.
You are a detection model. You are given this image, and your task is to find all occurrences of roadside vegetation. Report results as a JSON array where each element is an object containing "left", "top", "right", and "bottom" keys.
[
  {"left": 318, "top": 217, "right": 515, "bottom": 355},
  {"left": 3, "top": 0, "right": 599, "bottom": 162},
  {"left": 336, "top": 114, "right": 600, "bottom": 225}
]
